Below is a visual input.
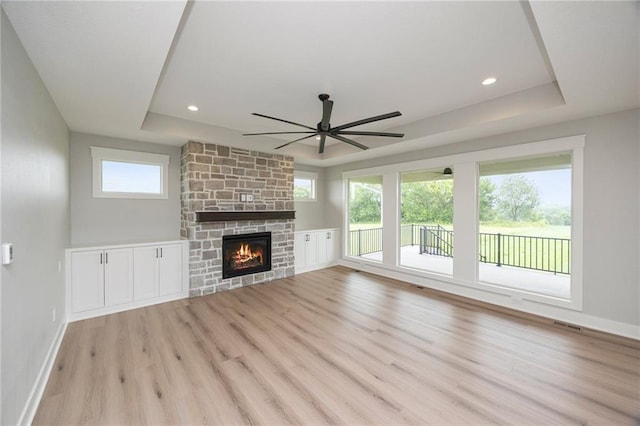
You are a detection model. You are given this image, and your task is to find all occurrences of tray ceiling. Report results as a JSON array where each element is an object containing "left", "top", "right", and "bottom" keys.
[{"left": 3, "top": 1, "right": 638, "bottom": 166}]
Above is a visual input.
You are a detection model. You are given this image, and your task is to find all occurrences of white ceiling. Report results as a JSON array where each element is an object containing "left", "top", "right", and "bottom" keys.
[{"left": 3, "top": 1, "right": 639, "bottom": 166}]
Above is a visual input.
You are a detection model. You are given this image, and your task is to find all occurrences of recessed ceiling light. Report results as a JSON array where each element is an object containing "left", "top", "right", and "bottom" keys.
[
  {"left": 187, "top": 105, "right": 199, "bottom": 112},
  {"left": 482, "top": 77, "right": 497, "bottom": 86}
]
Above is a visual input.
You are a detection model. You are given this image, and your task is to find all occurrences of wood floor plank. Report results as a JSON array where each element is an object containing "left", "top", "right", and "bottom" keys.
[{"left": 34, "top": 266, "right": 640, "bottom": 425}]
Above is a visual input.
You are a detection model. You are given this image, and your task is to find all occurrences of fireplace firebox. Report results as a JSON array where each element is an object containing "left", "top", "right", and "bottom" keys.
[{"left": 222, "top": 232, "right": 272, "bottom": 279}]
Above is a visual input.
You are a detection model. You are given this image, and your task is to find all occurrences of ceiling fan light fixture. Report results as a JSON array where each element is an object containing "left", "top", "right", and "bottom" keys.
[
  {"left": 315, "top": 135, "right": 321, "bottom": 141},
  {"left": 187, "top": 105, "right": 199, "bottom": 112},
  {"left": 482, "top": 77, "right": 497, "bottom": 86}
]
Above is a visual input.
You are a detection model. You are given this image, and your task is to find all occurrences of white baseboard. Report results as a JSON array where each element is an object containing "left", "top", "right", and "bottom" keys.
[
  {"left": 337, "top": 260, "right": 639, "bottom": 341},
  {"left": 68, "top": 292, "right": 188, "bottom": 322},
  {"left": 18, "top": 320, "right": 68, "bottom": 426},
  {"left": 295, "top": 260, "right": 339, "bottom": 275}
]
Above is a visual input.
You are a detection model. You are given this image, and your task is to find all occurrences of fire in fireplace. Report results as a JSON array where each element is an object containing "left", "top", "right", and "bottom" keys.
[{"left": 222, "top": 232, "right": 272, "bottom": 279}]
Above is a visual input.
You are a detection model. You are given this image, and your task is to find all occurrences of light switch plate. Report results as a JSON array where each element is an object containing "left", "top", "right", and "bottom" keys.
[{"left": 2, "top": 243, "right": 13, "bottom": 265}]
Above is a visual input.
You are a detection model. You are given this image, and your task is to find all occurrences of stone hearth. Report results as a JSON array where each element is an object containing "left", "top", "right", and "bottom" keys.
[{"left": 180, "top": 141, "right": 295, "bottom": 297}]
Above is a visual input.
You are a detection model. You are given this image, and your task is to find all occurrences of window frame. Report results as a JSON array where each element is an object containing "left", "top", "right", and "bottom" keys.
[
  {"left": 293, "top": 170, "right": 318, "bottom": 202},
  {"left": 342, "top": 135, "right": 584, "bottom": 311},
  {"left": 91, "top": 146, "right": 170, "bottom": 199}
]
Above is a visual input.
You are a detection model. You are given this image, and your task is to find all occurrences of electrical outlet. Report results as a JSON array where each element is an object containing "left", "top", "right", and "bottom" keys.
[
  {"left": 240, "top": 194, "right": 247, "bottom": 202},
  {"left": 247, "top": 194, "right": 254, "bottom": 202},
  {"left": 52, "top": 308, "right": 56, "bottom": 323}
]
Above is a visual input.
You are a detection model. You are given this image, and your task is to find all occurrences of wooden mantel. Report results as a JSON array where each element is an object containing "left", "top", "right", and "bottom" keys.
[{"left": 196, "top": 211, "right": 296, "bottom": 223}]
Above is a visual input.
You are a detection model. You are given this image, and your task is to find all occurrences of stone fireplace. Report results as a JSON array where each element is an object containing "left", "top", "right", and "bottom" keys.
[{"left": 180, "top": 141, "right": 295, "bottom": 297}]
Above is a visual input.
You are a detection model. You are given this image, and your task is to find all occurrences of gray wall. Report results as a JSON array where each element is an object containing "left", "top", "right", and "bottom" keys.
[
  {"left": 294, "top": 163, "right": 327, "bottom": 231},
  {"left": 326, "top": 108, "right": 640, "bottom": 328},
  {"left": 1, "top": 10, "right": 70, "bottom": 424},
  {"left": 70, "top": 132, "right": 181, "bottom": 246}
]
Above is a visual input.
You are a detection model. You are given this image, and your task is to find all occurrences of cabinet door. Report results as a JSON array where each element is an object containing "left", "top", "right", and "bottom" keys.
[
  {"left": 326, "top": 230, "right": 339, "bottom": 262},
  {"left": 134, "top": 246, "right": 159, "bottom": 301},
  {"left": 306, "top": 232, "right": 318, "bottom": 266},
  {"left": 317, "top": 231, "right": 328, "bottom": 264},
  {"left": 294, "top": 233, "right": 308, "bottom": 268},
  {"left": 104, "top": 248, "right": 134, "bottom": 306},
  {"left": 158, "top": 244, "right": 183, "bottom": 296},
  {"left": 71, "top": 250, "right": 105, "bottom": 313}
]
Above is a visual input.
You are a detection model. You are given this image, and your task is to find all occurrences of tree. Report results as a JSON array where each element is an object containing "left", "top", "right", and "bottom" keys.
[
  {"left": 497, "top": 174, "right": 540, "bottom": 222},
  {"left": 401, "top": 180, "right": 453, "bottom": 224},
  {"left": 542, "top": 206, "right": 571, "bottom": 226},
  {"left": 349, "top": 184, "right": 381, "bottom": 223},
  {"left": 478, "top": 177, "right": 497, "bottom": 222},
  {"left": 293, "top": 186, "right": 311, "bottom": 199}
]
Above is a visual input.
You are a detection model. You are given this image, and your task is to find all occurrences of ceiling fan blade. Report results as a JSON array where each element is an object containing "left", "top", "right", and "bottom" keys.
[
  {"left": 274, "top": 134, "right": 317, "bottom": 150},
  {"left": 329, "top": 134, "right": 369, "bottom": 150},
  {"left": 251, "top": 113, "right": 315, "bottom": 130},
  {"left": 337, "top": 130, "right": 404, "bottom": 137},
  {"left": 243, "top": 131, "right": 315, "bottom": 136},
  {"left": 332, "top": 111, "right": 402, "bottom": 131},
  {"left": 321, "top": 100, "right": 333, "bottom": 131},
  {"left": 318, "top": 134, "right": 327, "bottom": 154}
]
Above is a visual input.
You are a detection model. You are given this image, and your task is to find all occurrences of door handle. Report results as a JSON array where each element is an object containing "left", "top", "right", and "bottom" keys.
[
  {"left": 105, "top": 252, "right": 108, "bottom": 264},
  {"left": 160, "top": 248, "right": 163, "bottom": 258},
  {"left": 100, "top": 253, "right": 103, "bottom": 264}
]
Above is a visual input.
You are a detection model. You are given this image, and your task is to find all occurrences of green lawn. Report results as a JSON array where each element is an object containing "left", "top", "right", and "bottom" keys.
[{"left": 479, "top": 223, "right": 570, "bottom": 239}]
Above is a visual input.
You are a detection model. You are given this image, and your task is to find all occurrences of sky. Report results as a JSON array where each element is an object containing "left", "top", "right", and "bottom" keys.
[
  {"left": 485, "top": 169, "right": 571, "bottom": 208},
  {"left": 102, "top": 161, "right": 161, "bottom": 193}
]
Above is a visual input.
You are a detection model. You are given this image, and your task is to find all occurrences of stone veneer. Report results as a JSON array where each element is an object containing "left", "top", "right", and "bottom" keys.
[{"left": 180, "top": 141, "right": 295, "bottom": 297}]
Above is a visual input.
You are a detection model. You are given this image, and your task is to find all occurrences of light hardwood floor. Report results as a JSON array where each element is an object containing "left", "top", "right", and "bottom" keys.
[{"left": 35, "top": 266, "right": 640, "bottom": 425}]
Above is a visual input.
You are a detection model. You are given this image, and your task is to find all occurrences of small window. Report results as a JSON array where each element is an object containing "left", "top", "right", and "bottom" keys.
[
  {"left": 294, "top": 171, "right": 317, "bottom": 201},
  {"left": 91, "top": 147, "right": 169, "bottom": 199}
]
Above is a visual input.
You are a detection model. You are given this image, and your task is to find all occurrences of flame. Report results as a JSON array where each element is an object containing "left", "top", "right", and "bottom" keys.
[{"left": 231, "top": 243, "right": 263, "bottom": 268}]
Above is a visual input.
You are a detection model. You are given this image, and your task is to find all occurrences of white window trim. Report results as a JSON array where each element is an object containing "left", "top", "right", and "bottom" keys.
[
  {"left": 342, "top": 134, "right": 585, "bottom": 312},
  {"left": 91, "top": 146, "right": 170, "bottom": 199},
  {"left": 294, "top": 170, "right": 318, "bottom": 202}
]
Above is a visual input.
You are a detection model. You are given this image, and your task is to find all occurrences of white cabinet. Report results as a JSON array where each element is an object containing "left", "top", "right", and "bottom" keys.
[
  {"left": 317, "top": 230, "right": 338, "bottom": 264},
  {"left": 67, "top": 240, "right": 187, "bottom": 321},
  {"left": 295, "top": 232, "right": 318, "bottom": 268},
  {"left": 133, "top": 246, "right": 158, "bottom": 301},
  {"left": 71, "top": 250, "right": 105, "bottom": 312},
  {"left": 71, "top": 248, "right": 133, "bottom": 313},
  {"left": 134, "top": 243, "right": 183, "bottom": 300},
  {"left": 294, "top": 229, "right": 340, "bottom": 273},
  {"left": 104, "top": 248, "right": 134, "bottom": 306},
  {"left": 158, "top": 244, "right": 183, "bottom": 296}
]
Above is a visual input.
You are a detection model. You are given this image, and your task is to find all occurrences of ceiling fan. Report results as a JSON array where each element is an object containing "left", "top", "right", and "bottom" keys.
[{"left": 242, "top": 94, "right": 404, "bottom": 154}]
